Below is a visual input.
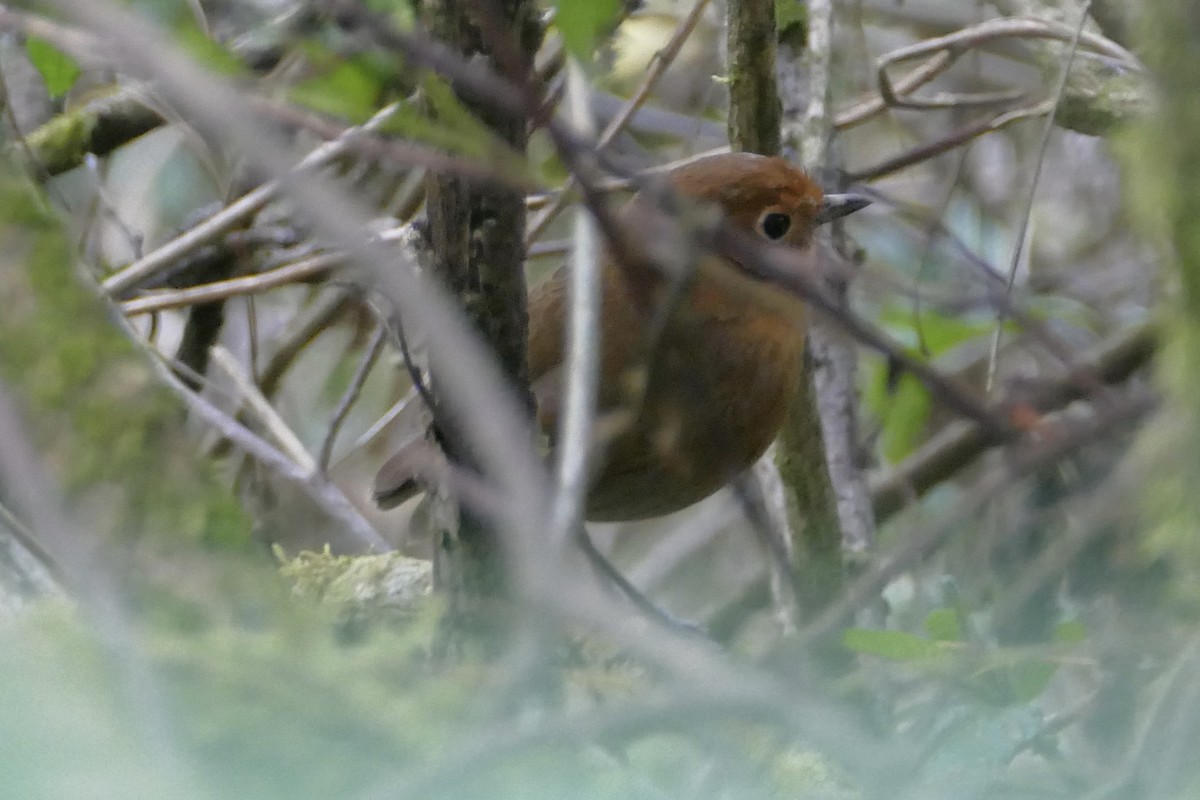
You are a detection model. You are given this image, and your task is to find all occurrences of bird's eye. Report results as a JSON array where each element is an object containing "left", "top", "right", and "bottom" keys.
[{"left": 759, "top": 212, "right": 791, "bottom": 240}]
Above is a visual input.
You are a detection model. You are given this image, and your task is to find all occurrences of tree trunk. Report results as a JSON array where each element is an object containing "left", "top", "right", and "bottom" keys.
[{"left": 422, "top": 0, "right": 540, "bottom": 641}]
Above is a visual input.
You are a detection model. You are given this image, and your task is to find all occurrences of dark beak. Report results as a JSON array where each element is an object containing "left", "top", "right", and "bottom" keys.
[{"left": 815, "top": 193, "right": 871, "bottom": 225}]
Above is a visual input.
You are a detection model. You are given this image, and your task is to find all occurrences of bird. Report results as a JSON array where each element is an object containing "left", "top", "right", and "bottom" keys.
[{"left": 373, "top": 152, "right": 869, "bottom": 522}]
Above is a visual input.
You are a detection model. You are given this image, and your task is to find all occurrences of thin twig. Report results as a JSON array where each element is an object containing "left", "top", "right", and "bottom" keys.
[
  {"left": 78, "top": 197, "right": 394, "bottom": 555},
  {"left": 524, "top": 0, "right": 712, "bottom": 244},
  {"left": 985, "top": 2, "right": 1093, "bottom": 394},
  {"left": 172, "top": 362, "right": 390, "bottom": 551},
  {"left": 374, "top": 6, "right": 1017, "bottom": 442},
  {"left": 800, "top": 389, "right": 1155, "bottom": 649},
  {"left": 119, "top": 224, "right": 421, "bottom": 316},
  {"left": 102, "top": 102, "right": 403, "bottom": 298},
  {"left": 120, "top": 252, "right": 340, "bottom": 315},
  {"left": 259, "top": 290, "right": 352, "bottom": 397},
  {"left": 53, "top": 0, "right": 559, "bottom": 593},
  {"left": 454, "top": 0, "right": 700, "bottom": 633},
  {"left": 835, "top": 51, "right": 996, "bottom": 130},
  {"left": 246, "top": 295, "right": 260, "bottom": 380},
  {"left": 548, "top": 61, "right": 602, "bottom": 544},
  {"left": 209, "top": 345, "right": 318, "bottom": 476},
  {"left": 159, "top": 344, "right": 388, "bottom": 550},
  {"left": 715, "top": 224, "right": 1012, "bottom": 438},
  {"left": 393, "top": 312, "right": 438, "bottom": 430},
  {"left": 847, "top": 100, "right": 1053, "bottom": 183},
  {"left": 0, "top": 498, "right": 64, "bottom": 593},
  {"left": 869, "top": 320, "right": 1156, "bottom": 520},
  {"left": 734, "top": 457, "right": 803, "bottom": 633},
  {"left": 523, "top": 146, "right": 731, "bottom": 211},
  {"left": 318, "top": 323, "right": 386, "bottom": 472},
  {"left": 877, "top": 15, "right": 1138, "bottom": 96},
  {"left": 833, "top": 13, "right": 1137, "bottom": 133}
]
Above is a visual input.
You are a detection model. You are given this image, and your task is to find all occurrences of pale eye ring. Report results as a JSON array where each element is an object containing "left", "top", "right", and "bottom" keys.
[{"left": 759, "top": 211, "right": 791, "bottom": 240}]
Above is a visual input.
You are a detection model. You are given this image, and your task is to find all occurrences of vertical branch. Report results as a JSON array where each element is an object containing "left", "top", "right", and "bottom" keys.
[
  {"left": 787, "top": 0, "right": 876, "bottom": 563},
  {"left": 728, "top": 0, "right": 845, "bottom": 617},
  {"left": 422, "top": 0, "right": 540, "bottom": 628},
  {"left": 548, "top": 62, "right": 601, "bottom": 544},
  {"left": 725, "top": 0, "right": 781, "bottom": 155}
]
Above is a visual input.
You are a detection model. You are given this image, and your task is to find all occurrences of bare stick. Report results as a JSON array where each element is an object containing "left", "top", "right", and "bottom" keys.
[
  {"left": 985, "top": 2, "right": 1093, "bottom": 394},
  {"left": 871, "top": 321, "right": 1155, "bottom": 520},
  {"left": 120, "top": 252, "right": 340, "bottom": 315},
  {"left": 524, "top": 0, "right": 713, "bottom": 244},
  {"left": 548, "top": 61, "right": 603, "bottom": 544},
  {"left": 847, "top": 101, "right": 1053, "bottom": 182},
  {"left": 102, "top": 102, "right": 402, "bottom": 298},
  {"left": 210, "top": 345, "right": 318, "bottom": 475},
  {"left": 318, "top": 324, "right": 386, "bottom": 473}
]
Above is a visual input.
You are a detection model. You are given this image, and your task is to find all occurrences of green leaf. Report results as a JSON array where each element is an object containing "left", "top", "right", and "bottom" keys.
[
  {"left": 843, "top": 628, "right": 941, "bottom": 661},
  {"left": 554, "top": 0, "right": 622, "bottom": 62},
  {"left": 118, "top": 1, "right": 242, "bottom": 75},
  {"left": 377, "top": 84, "right": 493, "bottom": 159},
  {"left": 924, "top": 608, "right": 963, "bottom": 642},
  {"left": 291, "top": 60, "right": 382, "bottom": 123},
  {"left": 1008, "top": 660, "right": 1057, "bottom": 702},
  {"left": 375, "top": 76, "right": 538, "bottom": 188},
  {"left": 1055, "top": 620, "right": 1086, "bottom": 644},
  {"left": 878, "top": 373, "right": 932, "bottom": 463},
  {"left": 173, "top": 21, "right": 244, "bottom": 75},
  {"left": 419, "top": 74, "right": 498, "bottom": 156},
  {"left": 25, "top": 38, "right": 81, "bottom": 99},
  {"left": 880, "top": 307, "right": 1002, "bottom": 358},
  {"left": 775, "top": 0, "right": 806, "bottom": 38},
  {"left": 362, "top": 0, "right": 418, "bottom": 29}
]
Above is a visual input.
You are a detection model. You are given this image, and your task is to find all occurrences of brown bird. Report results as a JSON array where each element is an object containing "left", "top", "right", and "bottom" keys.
[{"left": 374, "top": 152, "right": 869, "bottom": 522}]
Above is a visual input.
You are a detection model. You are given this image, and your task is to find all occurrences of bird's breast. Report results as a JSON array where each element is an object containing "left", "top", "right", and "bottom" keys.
[
  {"left": 654, "top": 295, "right": 805, "bottom": 462},
  {"left": 582, "top": 279, "right": 806, "bottom": 521}
]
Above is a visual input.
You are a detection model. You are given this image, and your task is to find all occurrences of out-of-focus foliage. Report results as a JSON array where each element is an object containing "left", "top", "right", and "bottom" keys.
[
  {"left": 0, "top": 582, "right": 860, "bottom": 800},
  {"left": 0, "top": 0, "right": 1195, "bottom": 798},
  {"left": 554, "top": 0, "right": 623, "bottom": 62},
  {"left": 0, "top": 159, "right": 247, "bottom": 547},
  {"left": 24, "top": 37, "right": 79, "bottom": 99},
  {"left": 290, "top": 55, "right": 395, "bottom": 123}
]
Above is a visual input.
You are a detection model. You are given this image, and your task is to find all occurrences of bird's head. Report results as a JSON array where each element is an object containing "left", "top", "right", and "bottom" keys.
[{"left": 664, "top": 152, "right": 870, "bottom": 249}]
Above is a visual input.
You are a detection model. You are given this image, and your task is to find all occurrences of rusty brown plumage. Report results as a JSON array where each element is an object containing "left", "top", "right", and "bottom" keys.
[{"left": 374, "top": 152, "right": 869, "bottom": 521}]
